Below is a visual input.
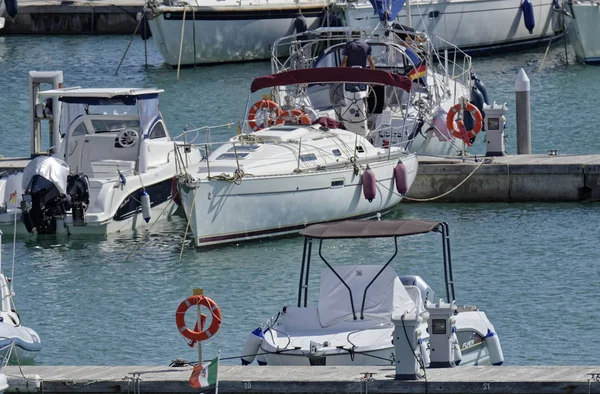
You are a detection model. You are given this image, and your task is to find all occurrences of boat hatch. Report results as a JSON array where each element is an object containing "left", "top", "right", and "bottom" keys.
[
  {"left": 216, "top": 152, "right": 250, "bottom": 160},
  {"left": 227, "top": 144, "right": 261, "bottom": 152}
]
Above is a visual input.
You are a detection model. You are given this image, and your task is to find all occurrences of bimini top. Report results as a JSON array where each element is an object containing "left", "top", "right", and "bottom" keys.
[
  {"left": 250, "top": 67, "right": 412, "bottom": 93},
  {"left": 300, "top": 219, "right": 442, "bottom": 239},
  {"left": 38, "top": 87, "right": 164, "bottom": 99}
]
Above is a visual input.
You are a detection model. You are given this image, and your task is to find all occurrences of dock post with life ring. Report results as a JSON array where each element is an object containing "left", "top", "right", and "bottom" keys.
[{"left": 176, "top": 288, "right": 222, "bottom": 364}]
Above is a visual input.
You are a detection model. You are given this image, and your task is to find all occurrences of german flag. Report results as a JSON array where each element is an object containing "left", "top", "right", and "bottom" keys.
[{"left": 408, "top": 62, "right": 427, "bottom": 81}]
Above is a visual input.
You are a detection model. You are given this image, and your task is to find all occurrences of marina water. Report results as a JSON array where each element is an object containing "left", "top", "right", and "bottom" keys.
[{"left": 0, "top": 35, "right": 599, "bottom": 367}]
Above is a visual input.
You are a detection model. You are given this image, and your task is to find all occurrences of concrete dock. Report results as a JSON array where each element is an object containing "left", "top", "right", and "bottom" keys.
[
  {"left": 3, "top": 153, "right": 599, "bottom": 202},
  {"left": 1, "top": 0, "right": 143, "bottom": 34},
  {"left": 406, "top": 154, "right": 600, "bottom": 202},
  {"left": 5, "top": 365, "right": 600, "bottom": 394}
]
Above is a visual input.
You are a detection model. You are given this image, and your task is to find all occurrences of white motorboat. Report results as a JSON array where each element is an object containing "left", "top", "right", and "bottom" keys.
[
  {"left": 272, "top": 26, "right": 488, "bottom": 156},
  {"left": 0, "top": 71, "right": 201, "bottom": 236},
  {"left": 240, "top": 219, "right": 504, "bottom": 367},
  {"left": 0, "top": 231, "right": 41, "bottom": 364},
  {"left": 564, "top": 0, "right": 600, "bottom": 64},
  {"left": 332, "top": 0, "right": 565, "bottom": 54},
  {"left": 145, "top": 0, "right": 332, "bottom": 66},
  {"left": 176, "top": 67, "right": 418, "bottom": 248}
]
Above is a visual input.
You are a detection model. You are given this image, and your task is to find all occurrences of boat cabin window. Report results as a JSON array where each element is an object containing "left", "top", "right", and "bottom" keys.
[
  {"left": 216, "top": 152, "right": 250, "bottom": 160},
  {"left": 149, "top": 121, "right": 167, "bottom": 139},
  {"left": 300, "top": 153, "right": 317, "bottom": 162},
  {"left": 87, "top": 103, "right": 136, "bottom": 116},
  {"left": 72, "top": 122, "right": 87, "bottom": 137},
  {"left": 91, "top": 119, "right": 140, "bottom": 133}
]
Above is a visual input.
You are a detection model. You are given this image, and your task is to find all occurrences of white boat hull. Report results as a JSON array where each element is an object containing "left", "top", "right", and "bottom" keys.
[
  {"left": 565, "top": 1, "right": 600, "bottom": 63},
  {"left": 0, "top": 325, "right": 41, "bottom": 364},
  {"left": 259, "top": 325, "right": 493, "bottom": 366},
  {"left": 179, "top": 154, "right": 417, "bottom": 247},
  {"left": 147, "top": 3, "right": 326, "bottom": 66},
  {"left": 339, "top": 0, "right": 563, "bottom": 53}
]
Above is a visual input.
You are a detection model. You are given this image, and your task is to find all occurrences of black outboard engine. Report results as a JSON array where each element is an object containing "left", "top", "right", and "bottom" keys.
[
  {"left": 20, "top": 156, "right": 90, "bottom": 234},
  {"left": 21, "top": 175, "right": 71, "bottom": 234},
  {"left": 66, "top": 174, "right": 90, "bottom": 227}
]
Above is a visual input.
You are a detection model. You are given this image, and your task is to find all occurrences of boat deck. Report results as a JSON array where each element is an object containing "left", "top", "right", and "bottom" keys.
[{"left": 5, "top": 365, "right": 600, "bottom": 394}]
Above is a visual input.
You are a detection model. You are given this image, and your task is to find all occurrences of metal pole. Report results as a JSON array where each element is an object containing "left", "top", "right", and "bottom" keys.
[
  {"left": 193, "top": 288, "right": 203, "bottom": 365},
  {"left": 515, "top": 68, "right": 531, "bottom": 154}
]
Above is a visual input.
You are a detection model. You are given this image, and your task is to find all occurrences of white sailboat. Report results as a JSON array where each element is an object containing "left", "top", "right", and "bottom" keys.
[
  {"left": 271, "top": 25, "right": 489, "bottom": 157},
  {"left": 332, "top": 0, "right": 565, "bottom": 54},
  {"left": 564, "top": 0, "right": 600, "bottom": 64},
  {"left": 176, "top": 67, "right": 419, "bottom": 248},
  {"left": 145, "top": 0, "right": 331, "bottom": 66}
]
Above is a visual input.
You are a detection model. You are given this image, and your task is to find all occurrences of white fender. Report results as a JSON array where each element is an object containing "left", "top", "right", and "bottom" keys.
[
  {"left": 418, "top": 338, "right": 430, "bottom": 367},
  {"left": 452, "top": 332, "right": 462, "bottom": 366},
  {"left": 485, "top": 330, "right": 504, "bottom": 366},
  {"left": 241, "top": 327, "right": 263, "bottom": 365},
  {"left": 140, "top": 189, "right": 151, "bottom": 223}
]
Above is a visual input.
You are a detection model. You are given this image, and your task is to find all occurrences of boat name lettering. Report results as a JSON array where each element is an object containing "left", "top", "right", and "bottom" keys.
[{"left": 461, "top": 339, "right": 475, "bottom": 350}]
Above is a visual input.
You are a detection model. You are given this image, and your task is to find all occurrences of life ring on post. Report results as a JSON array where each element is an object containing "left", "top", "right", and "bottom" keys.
[
  {"left": 247, "top": 100, "right": 282, "bottom": 131},
  {"left": 446, "top": 102, "right": 483, "bottom": 146},
  {"left": 276, "top": 109, "right": 311, "bottom": 125},
  {"left": 175, "top": 295, "right": 222, "bottom": 342}
]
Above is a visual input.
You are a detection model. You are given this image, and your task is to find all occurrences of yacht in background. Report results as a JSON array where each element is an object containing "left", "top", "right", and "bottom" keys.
[
  {"left": 145, "top": 0, "right": 332, "bottom": 66},
  {"left": 330, "top": 0, "right": 565, "bottom": 54},
  {"left": 564, "top": 0, "right": 600, "bottom": 64}
]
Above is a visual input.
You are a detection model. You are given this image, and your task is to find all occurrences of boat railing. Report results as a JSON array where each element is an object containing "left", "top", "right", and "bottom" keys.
[
  {"left": 0, "top": 338, "right": 14, "bottom": 367},
  {"left": 426, "top": 34, "right": 473, "bottom": 86}
]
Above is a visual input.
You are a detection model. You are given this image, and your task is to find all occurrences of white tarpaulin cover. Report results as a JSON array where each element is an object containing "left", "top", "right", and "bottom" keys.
[
  {"left": 318, "top": 265, "right": 415, "bottom": 327},
  {"left": 22, "top": 156, "right": 70, "bottom": 195}
]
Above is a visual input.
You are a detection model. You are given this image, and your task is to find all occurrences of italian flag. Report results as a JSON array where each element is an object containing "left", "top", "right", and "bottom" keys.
[{"left": 189, "top": 357, "right": 219, "bottom": 390}]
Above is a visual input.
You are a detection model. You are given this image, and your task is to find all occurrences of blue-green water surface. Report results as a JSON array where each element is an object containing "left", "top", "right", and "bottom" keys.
[{"left": 0, "top": 36, "right": 598, "bottom": 367}]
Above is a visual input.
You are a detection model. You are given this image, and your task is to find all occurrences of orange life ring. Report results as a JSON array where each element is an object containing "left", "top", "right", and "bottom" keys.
[
  {"left": 175, "top": 295, "right": 222, "bottom": 342},
  {"left": 247, "top": 100, "right": 282, "bottom": 131},
  {"left": 446, "top": 102, "right": 483, "bottom": 146},
  {"left": 276, "top": 109, "right": 311, "bottom": 125}
]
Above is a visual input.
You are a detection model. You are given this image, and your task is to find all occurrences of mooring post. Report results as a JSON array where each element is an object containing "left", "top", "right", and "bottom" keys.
[{"left": 515, "top": 68, "right": 531, "bottom": 154}]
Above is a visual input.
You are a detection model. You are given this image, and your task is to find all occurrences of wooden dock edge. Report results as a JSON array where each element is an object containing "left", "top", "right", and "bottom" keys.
[{"left": 5, "top": 365, "right": 600, "bottom": 394}]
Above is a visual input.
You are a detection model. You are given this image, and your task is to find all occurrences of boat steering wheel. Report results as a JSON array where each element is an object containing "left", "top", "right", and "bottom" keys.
[
  {"left": 331, "top": 83, "right": 376, "bottom": 124},
  {"left": 117, "top": 128, "right": 139, "bottom": 148}
]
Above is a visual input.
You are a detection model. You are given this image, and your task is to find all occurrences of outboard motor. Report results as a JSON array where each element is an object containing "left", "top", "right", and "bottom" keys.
[
  {"left": 21, "top": 175, "right": 71, "bottom": 234},
  {"left": 19, "top": 156, "right": 90, "bottom": 234},
  {"left": 66, "top": 174, "right": 90, "bottom": 227}
]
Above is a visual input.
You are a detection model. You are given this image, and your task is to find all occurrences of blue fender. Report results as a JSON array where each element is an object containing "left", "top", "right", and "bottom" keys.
[
  {"left": 6, "top": 0, "right": 18, "bottom": 18},
  {"left": 522, "top": 0, "right": 535, "bottom": 34}
]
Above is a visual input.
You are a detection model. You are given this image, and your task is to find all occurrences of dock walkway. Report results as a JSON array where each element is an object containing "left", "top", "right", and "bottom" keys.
[{"left": 5, "top": 365, "right": 600, "bottom": 394}]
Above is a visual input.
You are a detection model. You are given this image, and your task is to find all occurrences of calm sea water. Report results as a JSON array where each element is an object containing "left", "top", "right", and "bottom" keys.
[{"left": 0, "top": 36, "right": 599, "bottom": 367}]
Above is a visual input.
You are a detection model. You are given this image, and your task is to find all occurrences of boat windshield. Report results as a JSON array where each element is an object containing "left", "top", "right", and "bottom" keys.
[
  {"left": 86, "top": 103, "right": 137, "bottom": 116},
  {"left": 91, "top": 119, "right": 141, "bottom": 133}
]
